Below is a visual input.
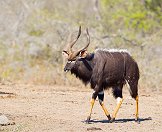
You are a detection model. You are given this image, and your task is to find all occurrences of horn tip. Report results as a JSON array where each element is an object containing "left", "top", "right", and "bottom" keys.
[
  {"left": 86, "top": 28, "right": 89, "bottom": 35},
  {"left": 79, "top": 25, "right": 81, "bottom": 31}
]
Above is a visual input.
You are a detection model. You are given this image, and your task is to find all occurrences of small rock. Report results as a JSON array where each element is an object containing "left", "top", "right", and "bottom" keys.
[
  {"left": 87, "top": 127, "right": 102, "bottom": 131},
  {"left": 0, "top": 114, "right": 9, "bottom": 125}
]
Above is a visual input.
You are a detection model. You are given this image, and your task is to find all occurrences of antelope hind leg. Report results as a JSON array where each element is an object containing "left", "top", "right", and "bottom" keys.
[{"left": 110, "top": 97, "right": 123, "bottom": 123}]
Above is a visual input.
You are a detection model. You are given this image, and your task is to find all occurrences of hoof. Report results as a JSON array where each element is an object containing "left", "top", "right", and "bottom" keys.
[
  {"left": 107, "top": 115, "right": 111, "bottom": 120},
  {"left": 86, "top": 116, "right": 91, "bottom": 123},
  {"left": 109, "top": 118, "right": 115, "bottom": 123},
  {"left": 135, "top": 118, "right": 140, "bottom": 124}
]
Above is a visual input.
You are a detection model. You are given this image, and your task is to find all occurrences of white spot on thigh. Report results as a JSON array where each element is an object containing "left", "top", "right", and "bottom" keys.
[{"left": 116, "top": 97, "right": 122, "bottom": 104}]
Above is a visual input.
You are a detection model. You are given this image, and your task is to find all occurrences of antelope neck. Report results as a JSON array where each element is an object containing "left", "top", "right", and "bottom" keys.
[{"left": 80, "top": 53, "right": 94, "bottom": 71}]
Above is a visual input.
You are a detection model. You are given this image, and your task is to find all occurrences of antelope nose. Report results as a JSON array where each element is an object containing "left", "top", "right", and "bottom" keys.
[
  {"left": 64, "top": 67, "right": 68, "bottom": 72},
  {"left": 64, "top": 67, "right": 66, "bottom": 72}
]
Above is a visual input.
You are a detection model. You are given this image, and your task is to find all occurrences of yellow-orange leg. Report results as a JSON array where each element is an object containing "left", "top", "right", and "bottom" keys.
[
  {"left": 98, "top": 91, "right": 111, "bottom": 120},
  {"left": 87, "top": 99, "right": 95, "bottom": 122},
  {"left": 111, "top": 97, "right": 123, "bottom": 122},
  {"left": 100, "top": 102, "right": 111, "bottom": 120},
  {"left": 135, "top": 95, "right": 139, "bottom": 122}
]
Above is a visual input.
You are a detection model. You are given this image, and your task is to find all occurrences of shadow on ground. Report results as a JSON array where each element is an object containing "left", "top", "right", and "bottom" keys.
[
  {"left": 83, "top": 117, "right": 152, "bottom": 124},
  {"left": 0, "top": 91, "right": 14, "bottom": 95}
]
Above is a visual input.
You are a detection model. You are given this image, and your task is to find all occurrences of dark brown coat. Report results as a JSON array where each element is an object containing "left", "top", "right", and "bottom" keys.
[{"left": 64, "top": 49, "right": 139, "bottom": 99}]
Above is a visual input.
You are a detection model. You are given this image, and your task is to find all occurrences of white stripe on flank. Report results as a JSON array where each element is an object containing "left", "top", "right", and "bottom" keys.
[{"left": 125, "top": 80, "right": 132, "bottom": 96}]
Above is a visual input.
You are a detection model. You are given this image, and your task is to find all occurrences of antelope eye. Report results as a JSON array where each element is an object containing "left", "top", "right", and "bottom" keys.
[
  {"left": 67, "top": 60, "right": 75, "bottom": 64},
  {"left": 67, "top": 61, "right": 71, "bottom": 64}
]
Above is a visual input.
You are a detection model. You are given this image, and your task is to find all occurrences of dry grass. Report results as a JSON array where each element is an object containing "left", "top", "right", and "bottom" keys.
[{"left": 0, "top": 0, "right": 161, "bottom": 94}]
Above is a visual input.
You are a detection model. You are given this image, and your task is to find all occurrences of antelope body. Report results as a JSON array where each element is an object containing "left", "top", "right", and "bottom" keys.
[{"left": 62, "top": 26, "right": 140, "bottom": 123}]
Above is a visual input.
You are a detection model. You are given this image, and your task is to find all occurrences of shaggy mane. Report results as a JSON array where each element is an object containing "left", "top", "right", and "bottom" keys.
[{"left": 95, "top": 48, "right": 130, "bottom": 54}]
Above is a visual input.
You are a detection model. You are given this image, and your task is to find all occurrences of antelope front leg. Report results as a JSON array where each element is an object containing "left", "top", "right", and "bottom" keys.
[
  {"left": 86, "top": 88, "right": 99, "bottom": 123},
  {"left": 86, "top": 98, "right": 95, "bottom": 122},
  {"left": 98, "top": 91, "right": 111, "bottom": 120}
]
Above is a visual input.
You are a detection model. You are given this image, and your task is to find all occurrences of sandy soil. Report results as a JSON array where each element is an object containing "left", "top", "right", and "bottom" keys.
[{"left": 0, "top": 84, "right": 162, "bottom": 132}]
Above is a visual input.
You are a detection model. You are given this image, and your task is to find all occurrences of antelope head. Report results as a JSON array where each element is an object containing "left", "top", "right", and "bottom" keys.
[{"left": 62, "top": 26, "right": 90, "bottom": 72}]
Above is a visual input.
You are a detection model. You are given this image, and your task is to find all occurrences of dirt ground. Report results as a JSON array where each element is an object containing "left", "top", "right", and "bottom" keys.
[{"left": 0, "top": 84, "right": 162, "bottom": 132}]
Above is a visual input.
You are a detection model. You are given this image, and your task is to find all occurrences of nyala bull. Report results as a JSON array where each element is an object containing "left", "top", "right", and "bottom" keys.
[{"left": 62, "top": 26, "right": 140, "bottom": 123}]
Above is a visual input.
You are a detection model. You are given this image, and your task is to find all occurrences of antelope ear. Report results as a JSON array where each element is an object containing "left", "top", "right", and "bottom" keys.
[
  {"left": 62, "top": 50, "right": 69, "bottom": 55},
  {"left": 79, "top": 50, "right": 87, "bottom": 58},
  {"left": 62, "top": 50, "right": 69, "bottom": 58}
]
